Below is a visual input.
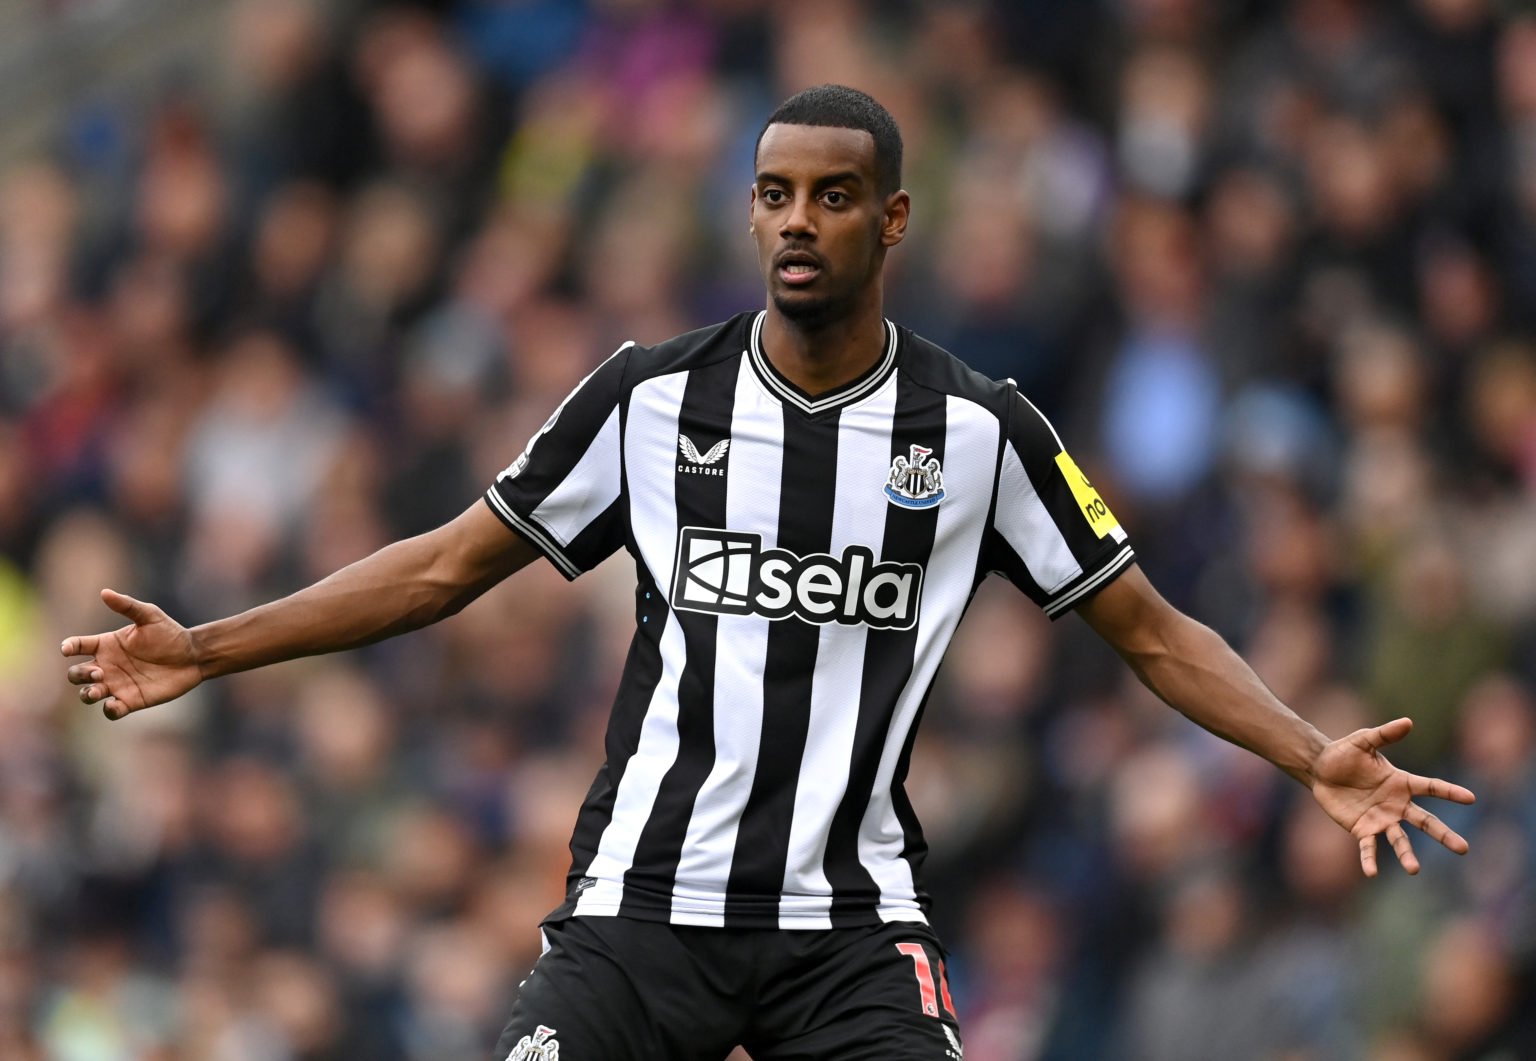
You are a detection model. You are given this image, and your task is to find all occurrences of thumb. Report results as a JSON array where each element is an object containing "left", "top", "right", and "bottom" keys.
[
  {"left": 101, "top": 588, "right": 160, "bottom": 626},
  {"left": 1358, "top": 716, "right": 1413, "bottom": 752}
]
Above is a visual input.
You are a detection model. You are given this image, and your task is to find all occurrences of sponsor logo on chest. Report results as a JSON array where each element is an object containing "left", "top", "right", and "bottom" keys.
[{"left": 671, "top": 527, "right": 923, "bottom": 630}]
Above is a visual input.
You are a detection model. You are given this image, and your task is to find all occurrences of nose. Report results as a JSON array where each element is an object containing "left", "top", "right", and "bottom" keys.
[{"left": 780, "top": 195, "right": 815, "bottom": 240}]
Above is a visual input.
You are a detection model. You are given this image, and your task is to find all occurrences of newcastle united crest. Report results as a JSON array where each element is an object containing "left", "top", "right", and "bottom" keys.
[
  {"left": 885, "top": 444, "right": 946, "bottom": 509},
  {"left": 505, "top": 1025, "right": 560, "bottom": 1061}
]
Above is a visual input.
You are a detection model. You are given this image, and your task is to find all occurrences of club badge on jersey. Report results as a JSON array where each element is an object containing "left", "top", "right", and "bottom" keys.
[
  {"left": 504, "top": 1025, "right": 560, "bottom": 1061},
  {"left": 885, "top": 444, "right": 945, "bottom": 509}
]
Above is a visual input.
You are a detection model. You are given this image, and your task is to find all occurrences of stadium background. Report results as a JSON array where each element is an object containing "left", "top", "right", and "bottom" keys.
[{"left": 0, "top": 0, "right": 1533, "bottom": 1057}]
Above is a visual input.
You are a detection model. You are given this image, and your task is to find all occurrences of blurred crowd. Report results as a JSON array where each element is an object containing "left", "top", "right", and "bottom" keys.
[{"left": 1, "top": 0, "right": 1535, "bottom": 1058}]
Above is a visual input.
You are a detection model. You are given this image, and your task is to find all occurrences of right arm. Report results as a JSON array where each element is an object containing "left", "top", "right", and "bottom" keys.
[{"left": 63, "top": 501, "right": 539, "bottom": 719}]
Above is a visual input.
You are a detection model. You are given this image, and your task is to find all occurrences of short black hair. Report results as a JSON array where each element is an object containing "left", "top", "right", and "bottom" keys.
[{"left": 756, "top": 84, "right": 903, "bottom": 196}]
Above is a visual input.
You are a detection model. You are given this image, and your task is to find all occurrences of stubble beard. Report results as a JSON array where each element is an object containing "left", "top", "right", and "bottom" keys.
[
  {"left": 771, "top": 289, "right": 838, "bottom": 327},
  {"left": 770, "top": 274, "right": 863, "bottom": 330}
]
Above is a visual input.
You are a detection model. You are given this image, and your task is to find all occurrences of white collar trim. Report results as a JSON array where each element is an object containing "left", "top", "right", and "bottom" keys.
[{"left": 747, "top": 310, "right": 899, "bottom": 415}]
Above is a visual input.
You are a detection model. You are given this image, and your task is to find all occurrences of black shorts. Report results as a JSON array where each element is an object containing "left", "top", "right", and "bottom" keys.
[{"left": 491, "top": 916, "right": 964, "bottom": 1061}]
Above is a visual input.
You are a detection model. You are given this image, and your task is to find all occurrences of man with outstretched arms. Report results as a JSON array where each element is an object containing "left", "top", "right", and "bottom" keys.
[{"left": 64, "top": 86, "right": 1474, "bottom": 1060}]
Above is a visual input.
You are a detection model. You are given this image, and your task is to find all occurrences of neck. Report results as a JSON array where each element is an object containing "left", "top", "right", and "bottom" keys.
[{"left": 759, "top": 292, "right": 887, "bottom": 397}]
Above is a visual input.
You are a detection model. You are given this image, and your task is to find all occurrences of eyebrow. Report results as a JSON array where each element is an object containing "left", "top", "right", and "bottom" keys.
[{"left": 755, "top": 170, "right": 867, "bottom": 190}]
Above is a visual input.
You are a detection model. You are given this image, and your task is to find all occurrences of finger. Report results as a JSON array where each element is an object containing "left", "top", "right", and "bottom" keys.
[
  {"left": 1408, "top": 773, "right": 1476, "bottom": 805},
  {"left": 1355, "top": 717, "right": 1413, "bottom": 752},
  {"left": 1359, "top": 834, "right": 1378, "bottom": 878},
  {"left": 80, "top": 685, "right": 132, "bottom": 718},
  {"left": 1386, "top": 823, "right": 1420, "bottom": 875},
  {"left": 61, "top": 635, "right": 100, "bottom": 657},
  {"left": 101, "top": 588, "right": 159, "bottom": 626},
  {"left": 66, "top": 664, "right": 104, "bottom": 686},
  {"left": 1406, "top": 802, "right": 1469, "bottom": 855}
]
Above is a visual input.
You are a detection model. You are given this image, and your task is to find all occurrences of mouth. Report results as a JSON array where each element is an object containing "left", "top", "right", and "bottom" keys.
[{"left": 775, "top": 251, "right": 823, "bottom": 286}]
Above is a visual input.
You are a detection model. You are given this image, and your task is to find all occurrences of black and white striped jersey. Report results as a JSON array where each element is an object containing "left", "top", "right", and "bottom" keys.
[{"left": 485, "top": 311, "right": 1133, "bottom": 929}]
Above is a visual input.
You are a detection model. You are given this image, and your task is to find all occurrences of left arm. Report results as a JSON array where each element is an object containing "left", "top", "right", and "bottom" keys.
[{"left": 1077, "top": 565, "right": 1475, "bottom": 876}]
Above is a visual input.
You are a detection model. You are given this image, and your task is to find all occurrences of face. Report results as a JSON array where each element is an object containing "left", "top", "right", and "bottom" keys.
[{"left": 751, "top": 123, "right": 908, "bottom": 326}]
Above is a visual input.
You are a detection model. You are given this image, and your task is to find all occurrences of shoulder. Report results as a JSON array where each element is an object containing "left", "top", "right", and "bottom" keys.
[
  {"left": 896, "top": 326, "right": 1015, "bottom": 416},
  {"left": 620, "top": 314, "right": 754, "bottom": 387}
]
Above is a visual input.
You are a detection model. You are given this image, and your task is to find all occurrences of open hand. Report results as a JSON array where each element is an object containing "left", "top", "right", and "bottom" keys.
[
  {"left": 1310, "top": 717, "right": 1476, "bottom": 876},
  {"left": 62, "top": 589, "right": 202, "bottom": 720}
]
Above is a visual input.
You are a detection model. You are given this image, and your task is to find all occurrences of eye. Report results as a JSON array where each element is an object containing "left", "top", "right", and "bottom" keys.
[
  {"left": 822, "top": 190, "right": 848, "bottom": 207},
  {"left": 761, "top": 187, "right": 787, "bottom": 205}
]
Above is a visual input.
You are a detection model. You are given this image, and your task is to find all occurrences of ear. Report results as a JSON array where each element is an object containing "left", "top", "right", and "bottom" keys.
[
  {"left": 749, "top": 184, "right": 758, "bottom": 235},
  {"left": 880, "top": 190, "right": 910, "bottom": 248}
]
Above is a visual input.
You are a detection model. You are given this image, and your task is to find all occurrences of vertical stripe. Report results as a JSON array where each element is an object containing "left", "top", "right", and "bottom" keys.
[
  {"left": 777, "top": 376, "right": 899, "bottom": 926},
  {"left": 530, "top": 407, "right": 622, "bottom": 546},
  {"left": 858, "top": 396, "right": 1000, "bottom": 920},
  {"left": 563, "top": 392, "right": 653, "bottom": 897},
  {"left": 723, "top": 403, "right": 842, "bottom": 926},
  {"left": 669, "top": 356, "right": 783, "bottom": 923},
  {"left": 562, "top": 453, "right": 652, "bottom": 896},
  {"left": 1005, "top": 388, "right": 1136, "bottom": 607},
  {"left": 824, "top": 374, "right": 946, "bottom": 925},
  {"left": 575, "top": 370, "right": 690, "bottom": 915},
  {"left": 994, "top": 440, "right": 1083, "bottom": 598},
  {"left": 487, "top": 343, "right": 633, "bottom": 579},
  {"left": 618, "top": 357, "right": 742, "bottom": 919},
  {"left": 562, "top": 569, "right": 664, "bottom": 888}
]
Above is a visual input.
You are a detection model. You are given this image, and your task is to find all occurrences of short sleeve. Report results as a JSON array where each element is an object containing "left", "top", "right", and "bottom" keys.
[
  {"left": 983, "top": 387, "right": 1135, "bottom": 618},
  {"left": 484, "top": 343, "right": 632, "bottom": 579}
]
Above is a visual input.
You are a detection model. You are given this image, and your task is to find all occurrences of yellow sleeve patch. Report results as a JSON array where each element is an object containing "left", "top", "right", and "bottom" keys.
[{"left": 1055, "top": 451, "right": 1120, "bottom": 539}]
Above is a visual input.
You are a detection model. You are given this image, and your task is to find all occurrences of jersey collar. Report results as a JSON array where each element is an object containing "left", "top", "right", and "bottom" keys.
[{"left": 747, "top": 310, "right": 900, "bottom": 416}]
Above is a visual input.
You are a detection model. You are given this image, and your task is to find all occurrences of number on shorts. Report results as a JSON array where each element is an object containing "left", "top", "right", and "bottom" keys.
[{"left": 896, "top": 942, "right": 956, "bottom": 1019}]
